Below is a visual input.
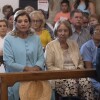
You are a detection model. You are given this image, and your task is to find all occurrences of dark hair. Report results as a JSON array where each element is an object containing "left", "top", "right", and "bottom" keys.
[
  {"left": 2, "top": 5, "right": 13, "bottom": 14},
  {"left": 74, "top": 0, "right": 89, "bottom": 10},
  {"left": 83, "top": 12, "right": 89, "bottom": 19},
  {"left": 90, "top": 26, "right": 94, "bottom": 35},
  {"left": 90, "top": 24, "right": 100, "bottom": 35},
  {"left": 6, "top": 13, "right": 14, "bottom": 20},
  {"left": 13, "top": 7, "right": 23, "bottom": 15},
  {"left": 60, "top": 0, "right": 70, "bottom": 12},
  {"left": 70, "top": 9, "right": 83, "bottom": 18},
  {"left": 54, "top": 19, "right": 72, "bottom": 37},
  {"left": 61, "top": 0, "right": 69, "bottom": 6}
]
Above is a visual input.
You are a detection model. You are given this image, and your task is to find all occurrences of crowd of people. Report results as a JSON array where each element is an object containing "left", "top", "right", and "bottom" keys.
[{"left": 0, "top": 0, "right": 100, "bottom": 100}]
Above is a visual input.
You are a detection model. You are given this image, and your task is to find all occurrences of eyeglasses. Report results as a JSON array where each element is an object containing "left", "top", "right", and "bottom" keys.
[
  {"left": 94, "top": 30, "right": 100, "bottom": 33},
  {"left": 32, "top": 20, "right": 42, "bottom": 23},
  {"left": 57, "top": 29, "right": 69, "bottom": 33},
  {"left": 94, "top": 30, "right": 100, "bottom": 35}
]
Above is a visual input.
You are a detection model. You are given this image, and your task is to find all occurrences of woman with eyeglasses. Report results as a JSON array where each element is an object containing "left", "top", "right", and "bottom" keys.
[
  {"left": 30, "top": 11, "right": 52, "bottom": 51},
  {"left": 45, "top": 19, "right": 95, "bottom": 100}
]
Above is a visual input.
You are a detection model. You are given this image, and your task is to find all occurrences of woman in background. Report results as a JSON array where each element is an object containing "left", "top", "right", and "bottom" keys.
[
  {"left": 6, "top": 13, "right": 14, "bottom": 32},
  {"left": 30, "top": 11, "right": 52, "bottom": 50},
  {"left": 24, "top": 6, "right": 35, "bottom": 14},
  {"left": 38, "top": 9, "right": 54, "bottom": 39},
  {"left": 2, "top": 5, "right": 13, "bottom": 19},
  {"left": 71, "top": 0, "right": 96, "bottom": 15}
]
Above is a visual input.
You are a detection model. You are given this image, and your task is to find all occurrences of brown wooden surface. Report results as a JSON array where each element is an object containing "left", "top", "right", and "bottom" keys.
[{"left": 0, "top": 69, "right": 96, "bottom": 100}]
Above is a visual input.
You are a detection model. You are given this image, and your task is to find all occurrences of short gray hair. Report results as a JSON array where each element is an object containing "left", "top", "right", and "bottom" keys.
[{"left": 54, "top": 19, "right": 72, "bottom": 37}]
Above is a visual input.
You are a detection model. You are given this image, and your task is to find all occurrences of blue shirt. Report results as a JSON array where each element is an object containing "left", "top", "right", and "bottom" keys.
[
  {"left": 80, "top": 39, "right": 100, "bottom": 92},
  {"left": 80, "top": 39, "right": 97, "bottom": 66}
]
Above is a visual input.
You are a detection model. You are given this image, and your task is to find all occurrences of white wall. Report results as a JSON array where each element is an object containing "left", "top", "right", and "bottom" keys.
[{"left": 0, "top": 0, "right": 19, "bottom": 18}]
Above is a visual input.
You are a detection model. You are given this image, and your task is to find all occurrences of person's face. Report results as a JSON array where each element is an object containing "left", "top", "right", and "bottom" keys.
[
  {"left": 93, "top": 25, "right": 100, "bottom": 41},
  {"left": 8, "top": 15, "right": 14, "bottom": 27},
  {"left": 61, "top": 3, "right": 68, "bottom": 13},
  {"left": 83, "top": 16, "right": 89, "bottom": 28},
  {"left": 89, "top": 17, "right": 99, "bottom": 26},
  {"left": 31, "top": 16, "right": 42, "bottom": 30},
  {"left": 0, "top": 21, "right": 7, "bottom": 37},
  {"left": 71, "top": 12, "right": 83, "bottom": 27},
  {"left": 26, "top": 8, "right": 33, "bottom": 14},
  {"left": 4, "top": 8, "right": 12, "bottom": 17},
  {"left": 15, "top": 15, "right": 30, "bottom": 33},
  {"left": 57, "top": 23, "right": 70, "bottom": 42}
]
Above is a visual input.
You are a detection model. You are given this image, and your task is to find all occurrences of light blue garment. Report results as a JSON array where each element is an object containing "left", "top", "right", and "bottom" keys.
[
  {"left": 3, "top": 33, "right": 45, "bottom": 100},
  {"left": 80, "top": 39, "right": 100, "bottom": 92},
  {"left": 8, "top": 83, "right": 19, "bottom": 100},
  {"left": 77, "top": 3, "right": 90, "bottom": 14},
  {"left": 80, "top": 39, "right": 97, "bottom": 66}
]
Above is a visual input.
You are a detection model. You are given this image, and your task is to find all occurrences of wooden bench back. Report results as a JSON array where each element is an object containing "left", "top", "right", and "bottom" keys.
[{"left": 0, "top": 69, "right": 96, "bottom": 100}]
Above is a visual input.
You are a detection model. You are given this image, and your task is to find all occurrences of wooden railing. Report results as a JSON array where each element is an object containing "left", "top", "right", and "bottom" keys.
[{"left": 0, "top": 69, "right": 97, "bottom": 100}]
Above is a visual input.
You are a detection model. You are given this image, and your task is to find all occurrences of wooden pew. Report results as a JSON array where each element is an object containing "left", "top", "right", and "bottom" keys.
[{"left": 0, "top": 69, "right": 96, "bottom": 100}]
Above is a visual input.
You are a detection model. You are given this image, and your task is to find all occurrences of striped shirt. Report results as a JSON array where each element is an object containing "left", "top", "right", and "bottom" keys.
[{"left": 70, "top": 25, "right": 91, "bottom": 49}]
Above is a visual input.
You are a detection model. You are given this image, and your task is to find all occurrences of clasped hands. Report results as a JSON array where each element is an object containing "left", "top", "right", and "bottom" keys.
[{"left": 23, "top": 65, "right": 41, "bottom": 72}]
